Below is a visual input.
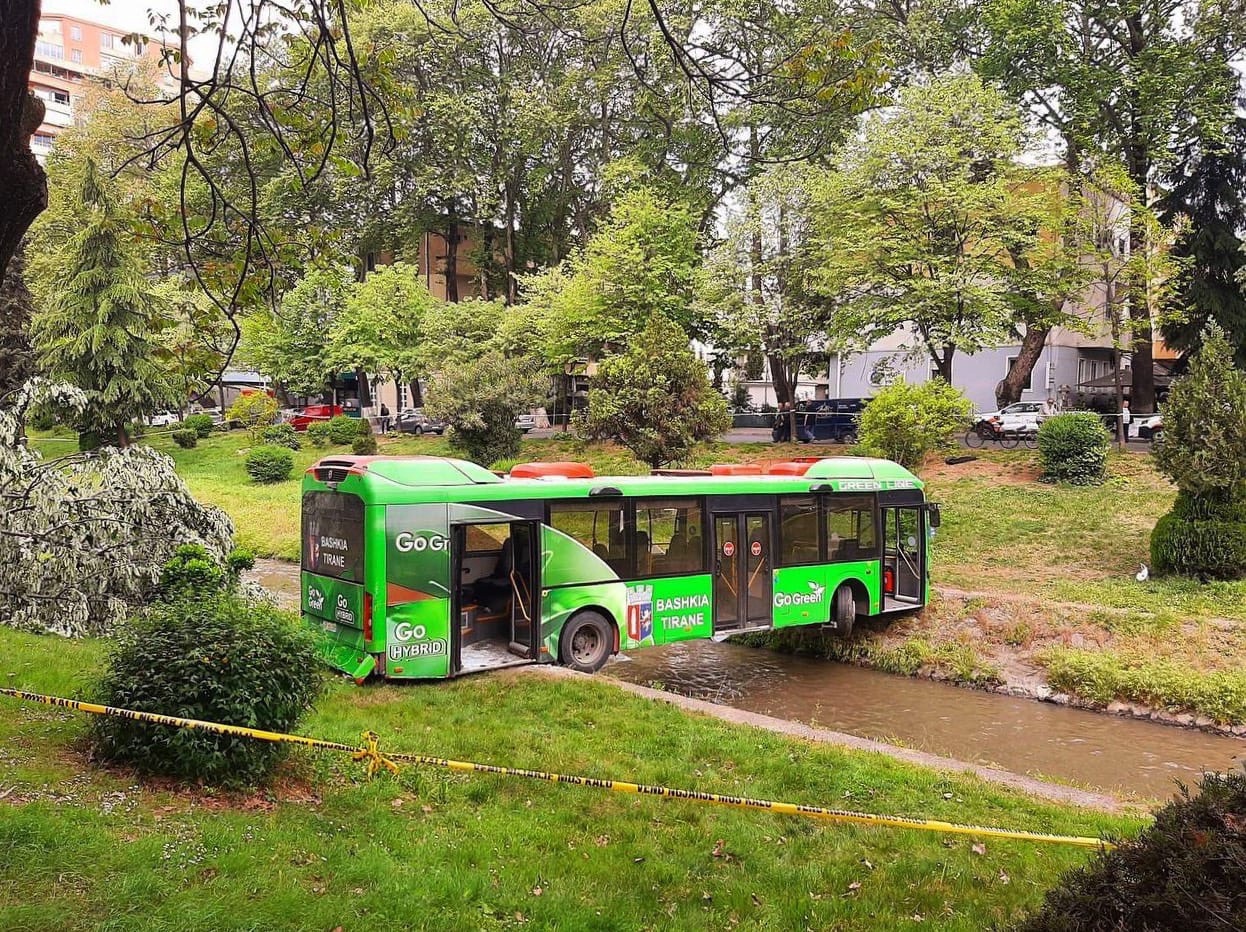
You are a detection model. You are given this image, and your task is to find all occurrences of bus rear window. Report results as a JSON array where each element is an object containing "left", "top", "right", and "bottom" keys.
[{"left": 302, "top": 491, "right": 364, "bottom": 581}]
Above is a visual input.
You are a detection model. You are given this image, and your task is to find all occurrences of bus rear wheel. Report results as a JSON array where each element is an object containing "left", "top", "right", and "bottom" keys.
[
  {"left": 560, "top": 611, "right": 614, "bottom": 673},
  {"left": 826, "top": 585, "right": 856, "bottom": 638}
]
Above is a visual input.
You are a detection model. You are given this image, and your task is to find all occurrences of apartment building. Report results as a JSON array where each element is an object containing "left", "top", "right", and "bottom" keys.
[{"left": 28, "top": 12, "right": 174, "bottom": 163}]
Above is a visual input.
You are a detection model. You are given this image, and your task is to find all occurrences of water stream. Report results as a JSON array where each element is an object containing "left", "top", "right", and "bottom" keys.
[{"left": 251, "top": 559, "right": 1242, "bottom": 800}]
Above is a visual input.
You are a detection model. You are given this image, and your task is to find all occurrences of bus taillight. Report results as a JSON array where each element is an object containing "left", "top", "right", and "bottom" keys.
[
  {"left": 883, "top": 567, "right": 894, "bottom": 594},
  {"left": 363, "top": 591, "right": 374, "bottom": 643}
]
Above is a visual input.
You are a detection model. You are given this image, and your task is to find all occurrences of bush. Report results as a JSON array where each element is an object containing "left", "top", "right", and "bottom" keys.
[
  {"left": 1037, "top": 412, "right": 1109, "bottom": 485},
  {"left": 226, "top": 392, "right": 279, "bottom": 438},
  {"left": 183, "top": 413, "right": 215, "bottom": 438},
  {"left": 856, "top": 379, "right": 972, "bottom": 470},
  {"left": 170, "top": 428, "right": 198, "bottom": 449},
  {"left": 351, "top": 417, "right": 378, "bottom": 455},
  {"left": 426, "top": 353, "right": 546, "bottom": 466},
  {"left": 1013, "top": 773, "right": 1246, "bottom": 931},
  {"left": 261, "top": 423, "right": 302, "bottom": 450},
  {"left": 89, "top": 595, "right": 323, "bottom": 786},
  {"left": 157, "top": 543, "right": 255, "bottom": 601},
  {"left": 327, "top": 414, "right": 358, "bottom": 445},
  {"left": 245, "top": 444, "right": 294, "bottom": 483},
  {"left": 28, "top": 405, "right": 56, "bottom": 431},
  {"left": 306, "top": 421, "right": 332, "bottom": 447},
  {"left": 1150, "top": 511, "right": 1246, "bottom": 580}
]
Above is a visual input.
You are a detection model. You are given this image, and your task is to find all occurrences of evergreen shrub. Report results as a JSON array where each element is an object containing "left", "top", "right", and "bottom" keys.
[
  {"left": 261, "top": 423, "right": 302, "bottom": 450},
  {"left": 307, "top": 422, "right": 332, "bottom": 447},
  {"left": 171, "top": 429, "right": 197, "bottom": 449},
  {"left": 1037, "top": 412, "right": 1109, "bottom": 485},
  {"left": 90, "top": 595, "right": 322, "bottom": 786},
  {"left": 245, "top": 444, "right": 294, "bottom": 483},
  {"left": 351, "top": 418, "right": 378, "bottom": 455},
  {"left": 1013, "top": 773, "right": 1246, "bottom": 931},
  {"left": 327, "top": 415, "right": 357, "bottom": 445},
  {"left": 183, "top": 414, "right": 215, "bottom": 438}
]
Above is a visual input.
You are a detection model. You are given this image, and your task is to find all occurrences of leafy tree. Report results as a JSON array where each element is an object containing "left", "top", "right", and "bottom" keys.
[
  {"left": 425, "top": 352, "right": 546, "bottom": 466},
  {"left": 31, "top": 161, "right": 171, "bottom": 448},
  {"left": 578, "top": 314, "right": 730, "bottom": 468},
  {"left": 242, "top": 265, "right": 353, "bottom": 398},
  {"left": 538, "top": 189, "right": 703, "bottom": 364},
  {"left": 809, "top": 74, "right": 1047, "bottom": 383},
  {"left": 1158, "top": 113, "right": 1246, "bottom": 368},
  {"left": 412, "top": 298, "right": 507, "bottom": 374},
  {"left": 327, "top": 262, "right": 434, "bottom": 403},
  {"left": 979, "top": 0, "right": 1246, "bottom": 411},
  {"left": 1153, "top": 329, "right": 1246, "bottom": 501},
  {"left": 226, "top": 393, "right": 280, "bottom": 440},
  {"left": 856, "top": 379, "right": 973, "bottom": 471},
  {"left": 0, "top": 379, "right": 235, "bottom": 637}
]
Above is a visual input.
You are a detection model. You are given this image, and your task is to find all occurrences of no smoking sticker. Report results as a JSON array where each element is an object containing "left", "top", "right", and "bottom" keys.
[
  {"left": 722, "top": 541, "right": 736, "bottom": 557},
  {"left": 751, "top": 540, "right": 763, "bottom": 556}
]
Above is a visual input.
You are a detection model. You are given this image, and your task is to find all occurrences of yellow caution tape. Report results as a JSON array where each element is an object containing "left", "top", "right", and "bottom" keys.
[{"left": 0, "top": 687, "right": 1115, "bottom": 850}]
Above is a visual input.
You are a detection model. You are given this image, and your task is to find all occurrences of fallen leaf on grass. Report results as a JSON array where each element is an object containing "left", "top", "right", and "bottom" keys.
[
  {"left": 531, "top": 885, "right": 543, "bottom": 897},
  {"left": 971, "top": 843, "right": 986, "bottom": 856},
  {"left": 998, "top": 870, "right": 1010, "bottom": 885}
]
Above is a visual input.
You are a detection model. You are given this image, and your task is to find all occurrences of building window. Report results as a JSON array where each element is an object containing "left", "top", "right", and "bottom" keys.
[
  {"left": 635, "top": 499, "right": 704, "bottom": 576},
  {"left": 826, "top": 495, "right": 878, "bottom": 562},
  {"left": 1005, "top": 356, "right": 1035, "bottom": 391},
  {"left": 53, "top": 89, "right": 69, "bottom": 105},
  {"left": 35, "top": 41, "right": 64, "bottom": 59},
  {"left": 396, "top": 383, "right": 408, "bottom": 410},
  {"left": 71, "top": 25, "right": 82, "bottom": 40},
  {"left": 70, "top": 49, "right": 83, "bottom": 63},
  {"left": 100, "top": 33, "right": 114, "bottom": 50},
  {"left": 32, "top": 133, "right": 55, "bottom": 149},
  {"left": 779, "top": 496, "right": 820, "bottom": 566}
]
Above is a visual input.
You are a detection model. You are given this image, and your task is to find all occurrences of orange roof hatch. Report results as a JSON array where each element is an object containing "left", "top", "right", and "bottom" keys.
[
  {"left": 763, "top": 461, "right": 813, "bottom": 476},
  {"left": 709, "top": 464, "right": 764, "bottom": 476},
  {"left": 510, "top": 461, "right": 596, "bottom": 479}
]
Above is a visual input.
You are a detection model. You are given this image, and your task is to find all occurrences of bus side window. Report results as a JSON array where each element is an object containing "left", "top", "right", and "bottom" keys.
[
  {"left": 551, "top": 502, "right": 629, "bottom": 574},
  {"left": 635, "top": 499, "right": 705, "bottom": 576},
  {"left": 779, "top": 496, "right": 819, "bottom": 565},
  {"left": 826, "top": 494, "right": 877, "bottom": 562}
]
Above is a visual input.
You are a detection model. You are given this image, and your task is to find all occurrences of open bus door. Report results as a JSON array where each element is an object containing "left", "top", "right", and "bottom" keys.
[
  {"left": 881, "top": 505, "right": 924, "bottom": 610},
  {"left": 450, "top": 520, "right": 541, "bottom": 675}
]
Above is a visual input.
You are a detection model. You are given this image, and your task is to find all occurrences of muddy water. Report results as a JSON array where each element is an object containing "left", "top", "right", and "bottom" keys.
[
  {"left": 604, "top": 640, "right": 1244, "bottom": 800},
  {"left": 249, "top": 560, "right": 1242, "bottom": 799}
]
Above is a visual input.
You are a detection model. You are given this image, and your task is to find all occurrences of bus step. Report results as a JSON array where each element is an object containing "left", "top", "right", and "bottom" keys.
[{"left": 507, "top": 641, "right": 532, "bottom": 659}]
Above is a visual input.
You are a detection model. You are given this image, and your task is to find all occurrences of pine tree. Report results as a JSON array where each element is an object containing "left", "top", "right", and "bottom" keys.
[
  {"left": 32, "top": 160, "right": 170, "bottom": 447},
  {"left": 1158, "top": 114, "right": 1246, "bottom": 368}
]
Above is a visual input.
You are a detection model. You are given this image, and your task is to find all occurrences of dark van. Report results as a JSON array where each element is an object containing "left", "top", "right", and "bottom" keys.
[{"left": 803, "top": 397, "right": 868, "bottom": 443}]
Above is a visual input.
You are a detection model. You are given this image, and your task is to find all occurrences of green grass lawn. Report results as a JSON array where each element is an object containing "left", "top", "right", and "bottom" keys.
[{"left": 0, "top": 626, "right": 1142, "bottom": 931}]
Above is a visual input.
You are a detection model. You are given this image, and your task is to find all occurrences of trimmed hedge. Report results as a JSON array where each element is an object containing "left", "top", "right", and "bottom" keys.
[
  {"left": 245, "top": 444, "right": 294, "bottom": 483},
  {"left": 307, "top": 421, "right": 332, "bottom": 447},
  {"left": 351, "top": 417, "right": 378, "bottom": 455},
  {"left": 327, "top": 415, "right": 358, "bottom": 445},
  {"left": 1037, "top": 412, "right": 1109, "bottom": 485},
  {"left": 1151, "top": 511, "right": 1246, "bottom": 580},
  {"left": 261, "top": 423, "right": 302, "bottom": 450},
  {"left": 90, "top": 595, "right": 323, "bottom": 786},
  {"left": 1013, "top": 773, "right": 1246, "bottom": 931},
  {"left": 183, "top": 413, "right": 215, "bottom": 438},
  {"left": 171, "top": 429, "right": 198, "bottom": 449}
]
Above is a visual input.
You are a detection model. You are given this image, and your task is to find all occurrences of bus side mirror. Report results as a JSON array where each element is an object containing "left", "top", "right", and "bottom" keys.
[{"left": 927, "top": 503, "right": 942, "bottom": 529}]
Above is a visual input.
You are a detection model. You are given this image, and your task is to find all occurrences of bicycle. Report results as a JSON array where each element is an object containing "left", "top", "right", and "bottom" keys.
[
  {"left": 998, "top": 427, "right": 1038, "bottom": 450},
  {"left": 964, "top": 419, "right": 1000, "bottom": 448}
]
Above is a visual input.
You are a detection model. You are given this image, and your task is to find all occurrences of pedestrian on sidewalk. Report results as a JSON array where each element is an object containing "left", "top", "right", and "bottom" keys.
[
  {"left": 379, "top": 402, "right": 391, "bottom": 435},
  {"left": 1120, "top": 399, "right": 1131, "bottom": 440}
]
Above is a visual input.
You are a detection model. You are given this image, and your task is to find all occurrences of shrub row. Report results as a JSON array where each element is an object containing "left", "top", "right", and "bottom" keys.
[{"left": 1040, "top": 647, "right": 1246, "bottom": 724}]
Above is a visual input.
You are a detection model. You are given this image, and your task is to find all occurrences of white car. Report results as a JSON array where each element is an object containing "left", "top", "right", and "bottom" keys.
[
  {"left": 515, "top": 414, "right": 536, "bottom": 433},
  {"left": 979, "top": 401, "right": 1044, "bottom": 433},
  {"left": 1138, "top": 414, "right": 1163, "bottom": 440},
  {"left": 147, "top": 411, "right": 179, "bottom": 427}
]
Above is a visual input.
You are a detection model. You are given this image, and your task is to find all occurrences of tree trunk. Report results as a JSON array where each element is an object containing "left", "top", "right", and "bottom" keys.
[
  {"left": 444, "top": 219, "right": 460, "bottom": 302},
  {"left": 356, "top": 369, "right": 372, "bottom": 409},
  {"left": 409, "top": 378, "right": 423, "bottom": 408},
  {"left": 996, "top": 326, "right": 1050, "bottom": 408},
  {"left": 0, "top": 6, "right": 49, "bottom": 290},
  {"left": 1127, "top": 216, "right": 1155, "bottom": 413},
  {"left": 0, "top": 240, "right": 35, "bottom": 401}
]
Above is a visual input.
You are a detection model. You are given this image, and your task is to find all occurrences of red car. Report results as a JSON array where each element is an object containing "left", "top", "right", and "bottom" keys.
[{"left": 286, "top": 404, "right": 343, "bottom": 431}]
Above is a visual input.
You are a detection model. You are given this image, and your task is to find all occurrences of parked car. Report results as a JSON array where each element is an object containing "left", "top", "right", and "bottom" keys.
[
  {"left": 147, "top": 411, "right": 179, "bottom": 427},
  {"left": 395, "top": 408, "right": 446, "bottom": 435},
  {"left": 286, "top": 404, "right": 344, "bottom": 431},
  {"left": 1137, "top": 413, "right": 1163, "bottom": 440},
  {"left": 799, "top": 398, "right": 869, "bottom": 443},
  {"left": 978, "top": 401, "right": 1044, "bottom": 433},
  {"left": 515, "top": 413, "right": 536, "bottom": 433}
]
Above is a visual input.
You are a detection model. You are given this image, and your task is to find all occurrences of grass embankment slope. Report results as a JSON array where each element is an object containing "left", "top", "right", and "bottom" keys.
[{"left": 0, "top": 627, "right": 1139, "bottom": 931}]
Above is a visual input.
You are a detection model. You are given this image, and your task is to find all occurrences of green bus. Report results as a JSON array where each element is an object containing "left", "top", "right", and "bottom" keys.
[{"left": 300, "top": 455, "right": 938, "bottom": 681}]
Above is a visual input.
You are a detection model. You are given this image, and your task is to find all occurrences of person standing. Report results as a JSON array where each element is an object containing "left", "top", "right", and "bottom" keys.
[
  {"left": 1041, "top": 396, "right": 1056, "bottom": 418},
  {"left": 379, "top": 402, "right": 391, "bottom": 435},
  {"left": 1120, "top": 399, "right": 1131, "bottom": 440}
]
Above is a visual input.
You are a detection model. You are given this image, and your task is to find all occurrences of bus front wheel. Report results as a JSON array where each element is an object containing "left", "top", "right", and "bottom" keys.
[
  {"left": 826, "top": 585, "right": 856, "bottom": 638},
  {"left": 560, "top": 611, "right": 614, "bottom": 673}
]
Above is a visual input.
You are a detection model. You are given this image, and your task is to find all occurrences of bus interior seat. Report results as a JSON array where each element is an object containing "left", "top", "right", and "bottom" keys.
[{"left": 472, "top": 537, "right": 513, "bottom": 614}]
